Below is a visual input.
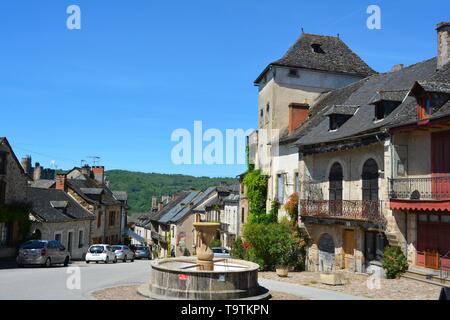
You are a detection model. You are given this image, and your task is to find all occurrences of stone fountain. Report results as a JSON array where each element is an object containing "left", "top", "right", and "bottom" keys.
[{"left": 139, "top": 222, "right": 270, "bottom": 300}]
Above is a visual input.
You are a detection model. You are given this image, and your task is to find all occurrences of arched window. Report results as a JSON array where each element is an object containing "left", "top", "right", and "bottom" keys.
[
  {"left": 362, "top": 159, "right": 379, "bottom": 201},
  {"left": 329, "top": 162, "right": 343, "bottom": 216}
]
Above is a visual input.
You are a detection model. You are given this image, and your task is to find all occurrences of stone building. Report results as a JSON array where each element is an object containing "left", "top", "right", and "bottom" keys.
[
  {"left": 285, "top": 22, "right": 450, "bottom": 274},
  {"left": 0, "top": 138, "right": 30, "bottom": 259},
  {"left": 57, "top": 166, "right": 125, "bottom": 245},
  {"left": 28, "top": 187, "right": 94, "bottom": 260},
  {"left": 251, "top": 31, "right": 375, "bottom": 221},
  {"left": 20, "top": 155, "right": 56, "bottom": 181}
]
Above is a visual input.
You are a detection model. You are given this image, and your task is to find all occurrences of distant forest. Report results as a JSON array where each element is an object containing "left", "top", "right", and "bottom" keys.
[{"left": 105, "top": 170, "right": 238, "bottom": 215}]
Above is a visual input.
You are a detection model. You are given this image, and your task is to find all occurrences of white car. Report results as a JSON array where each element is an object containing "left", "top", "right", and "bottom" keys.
[{"left": 85, "top": 244, "right": 117, "bottom": 264}]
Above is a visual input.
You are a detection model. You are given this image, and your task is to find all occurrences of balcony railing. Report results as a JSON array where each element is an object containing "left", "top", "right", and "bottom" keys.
[
  {"left": 389, "top": 175, "right": 450, "bottom": 200},
  {"left": 299, "top": 200, "right": 384, "bottom": 223}
]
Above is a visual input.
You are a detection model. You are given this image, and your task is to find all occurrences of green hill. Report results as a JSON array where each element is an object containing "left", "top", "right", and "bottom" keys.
[{"left": 105, "top": 170, "right": 238, "bottom": 215}]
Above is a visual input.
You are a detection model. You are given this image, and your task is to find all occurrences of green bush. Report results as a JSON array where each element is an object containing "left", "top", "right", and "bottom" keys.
[
  {"left": 243, "top": 222, "right": 301, "bottom": 271},
  {"left": 230, "top": 237, "right": 246, "bottom": 260},
  {"left": 210, "top": 239, "right": 221, "bottom": 248},
  {"left": 382, "top": 246, "right": 409, "bottom": 279}
]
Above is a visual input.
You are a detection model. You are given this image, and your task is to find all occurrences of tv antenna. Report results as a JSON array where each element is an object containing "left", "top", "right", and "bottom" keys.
[{"left": 87, "top": 156, "right": 101, "bottom": 166}]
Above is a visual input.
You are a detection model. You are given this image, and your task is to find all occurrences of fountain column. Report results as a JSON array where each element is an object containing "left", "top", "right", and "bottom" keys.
[{"left": 193, "top": 222, "right": 220, "bottom": 271}]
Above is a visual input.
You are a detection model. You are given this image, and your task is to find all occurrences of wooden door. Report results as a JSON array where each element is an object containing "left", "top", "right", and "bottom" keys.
[
  {"left": 431, "top": 130, "right": 450, "bottom": 199},
  {"left": 343, "top": 229, "right": 355, "bottom": 269}
]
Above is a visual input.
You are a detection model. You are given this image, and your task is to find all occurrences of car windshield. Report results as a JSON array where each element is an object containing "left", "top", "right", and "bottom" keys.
[
  {"left": 111, "top": 246, "right": 122, "bottom": 251},
  {"left": 136, "top": 246, "right": 147, "bottom": 251},
  {"left": 89, "top": 246, "right": 104, "bottom": 253},
  {"left": 212, "top": 248, "right": 223, "bottom": 253},
  {"left": 21, "top": 241, "right": 46, "bottom": 249}
]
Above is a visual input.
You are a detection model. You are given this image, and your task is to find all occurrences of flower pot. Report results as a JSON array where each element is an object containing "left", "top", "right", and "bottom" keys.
[{"left": 276, "top": 267, "right": 289, "bottom": 277}]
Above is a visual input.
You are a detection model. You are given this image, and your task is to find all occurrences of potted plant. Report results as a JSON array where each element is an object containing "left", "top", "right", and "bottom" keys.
[{"left": 275, "top": 248, "right": 296, "bottom": 277}]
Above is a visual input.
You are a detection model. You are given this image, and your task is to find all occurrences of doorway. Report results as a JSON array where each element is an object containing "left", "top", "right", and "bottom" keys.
[{"left": 343, "top": 229, "right": 355, "bottom": 269}]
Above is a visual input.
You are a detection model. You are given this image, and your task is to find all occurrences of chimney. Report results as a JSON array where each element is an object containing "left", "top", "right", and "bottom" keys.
[
  {"left": 189, "top": 202, "right": 194, "bottom": 209},
  {"left": 158, "top": 202, "right": 164, "bottom": 211},
  {"left": 81, "top": 165, "right": 91, "bottom": 176},
  {"left": 92, "top": 166, "right": 105, "bottom": 184},
  {"left": 55, "top": 174, "right": 67, "bottom": 191},
  {"left": 33, "top": 162, "right": 42, "bottom": 181},
  {"left": 21, "top": 155, "right": 32, "bottom": 175},
  {"left": 437, "top": 22, "right": 450, "bottom": 69},
  {"left": 288, "top": 103, "right": 309, "bottom": 134},
  {"left": 391, "top": 64, "right": 404, "bottom": 72}
]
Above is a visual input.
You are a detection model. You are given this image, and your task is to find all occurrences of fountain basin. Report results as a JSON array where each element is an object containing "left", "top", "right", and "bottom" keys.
[{"left": 145, "top": 257, "right": 270, "bottom": 300}]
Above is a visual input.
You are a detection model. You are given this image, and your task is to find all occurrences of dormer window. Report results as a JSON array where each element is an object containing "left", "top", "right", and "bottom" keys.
[
  {"left": 325, "top": 105, "right": 358, "bottom": 131},
  {"left": 417, "top": 94, "right": 432, "bottom": 120},
  {"left": 311, "top": 43, "right": 325, "bottom": 54},
  {"left": 374, "top": 101, "right": 401, "bottom": 120},
  {"left": 288, "top": 68, "right": 299, "bottom": 78}
]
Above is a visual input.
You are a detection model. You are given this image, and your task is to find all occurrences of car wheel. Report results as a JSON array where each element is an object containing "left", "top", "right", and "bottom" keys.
[
  {"left": 17, "top": 264, "right": 24, "bottom": 268},
  {"left": 44, "top": 258, "right": 51, "bottom": 268},
  {"left": 95, "top": 261, "right": 99, "bottom": 264},
  {"left": 86, "top": 261, "right": 90, "bottom": 264},
  {"left": 105, "top": 257, "right": 109, "bottom": 264},
  {"left": 123, "top": 255, "right": 127, "bottom": 263},
  {"left": 63, "top": 256, "right": 70, "bottom": 267},
  {"left": 131, "top": 256, "right": 134, "bottom": 262},
  {"left": 113, "top": 257, "right": 117, "bottom": 264}
]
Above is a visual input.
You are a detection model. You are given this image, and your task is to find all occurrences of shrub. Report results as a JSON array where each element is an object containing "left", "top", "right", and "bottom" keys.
[
  {"left": 210, "top": 239, "right": 221, "bottom": 248},
  {"left": 243, "top": 222, "right": 300, "bottom": 271},
  {"left": 230, "top": 237, "right": 246, "bottom": 260},
  {"left": 284, "top": 192, "right": 299, "bottom": 225},
  {"left": 382, "top": 246, "right": 409, "bottom": 279}
]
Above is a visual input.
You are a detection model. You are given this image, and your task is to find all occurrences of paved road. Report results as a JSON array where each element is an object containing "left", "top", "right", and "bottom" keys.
[
  {"left": 0, "top": 260, "right": 151, "bottom": 300},
  {"left": 0, "top": 260, "right": 367, "bottom": 300}
]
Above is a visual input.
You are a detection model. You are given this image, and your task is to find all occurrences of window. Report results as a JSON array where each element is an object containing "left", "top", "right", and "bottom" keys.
[
  {"left": 0, "top": 153, "right": 7, "bottom": 175},
  {"left": 0, "top": 181, "right": 6, "bottom": 205},
  {"left": 109, "top": 211, "right": 116, "bottom": 226},
  {"left": 265, "top": 103, "right": 270, "bottom": 124},
  {"left": 294, "top": 172, "right": 300, "bottom": 194},
  {"left": 418, "top": 95, "right": 432, "bottom": 120},
  {"left": 329, "top": 163, "right": 343, "bottom": 215},
  {"left": 260, "top": 109, "right": 263, "bottom": 119},
  {"left": 0, "top": 222, "right": 8, "bottom": 246},
  {"left": 97, "top": 212, "right": 102, "bottom": 228},
  {"left": 329, "top": 114, "right": 351, "bottom": 130},
  {"left": 288, "top": 68, "right": 299, "bottom": 77},
  {"left": 375, "top": 101, "right": 401, "bottom": 120},
  {"left": 311, "top": 43, "right": 325, "bottom": 54},
  {"left": 54, "top": 233, "right": 62, "bottom": 243},
  {"left": 277, "top": 174, "right": 284, "bottom": 203},
  {"left": 362, "top": 159, "right": 379, "bottom": 201},
  {"left": 78, "top": 230, "right": 84, "bottom": 248},
  {"left": 241, "top": 208, "right": 245, "bottom": 224}
]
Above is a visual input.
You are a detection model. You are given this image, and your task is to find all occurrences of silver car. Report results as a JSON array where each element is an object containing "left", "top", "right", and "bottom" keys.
[
  {"left": 134, "top": 245, "right": 151, "bottom": 260},
  {"left": 212, "top": 247, "right": 231, "bottom": 259},
  {"left": 111, "top": 245, "right": 135, "bottom": 262},
  {"left": 17, "top": 240, "right": 71, "bottom": 267}
]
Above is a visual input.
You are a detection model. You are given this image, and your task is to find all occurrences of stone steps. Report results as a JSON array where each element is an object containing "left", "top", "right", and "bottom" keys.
[{"left": 402, "top": 270, "right": 450, "bottom": 287}]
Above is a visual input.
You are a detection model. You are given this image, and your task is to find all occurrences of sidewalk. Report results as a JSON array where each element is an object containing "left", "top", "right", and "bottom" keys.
[{"left": 259, "top": 278, "right": 368, "bottom": 300}]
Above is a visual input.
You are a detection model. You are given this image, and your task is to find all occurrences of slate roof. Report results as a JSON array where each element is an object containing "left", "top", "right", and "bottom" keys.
[
  {"left": 291, "top": 57, "right": 442, "bottom": 148},
  {"left": 67, "top": 177, "right": 120, "bottom": 206},
  {"left": 30, "top": 179, "right": 55, "bottom": 189},
  {"left": 147, "top": 192, "right": 191, "bottom": 224},
  {"left": 158, "top": 191, "right": 201, "bottom": 224},
  {"left": 28, "top": 188, "right": 94, "bottom": 223},
  {"left": 112, "top": 191, "right": 128, "bottom": 202},
  {"left": 368, "top": 90, "right": 409, "bottom": 105},
  {"left": 255, "top": 33, "right": 376, "bottom": 83},
  {"left": 324, "top": 105, "right": 359, "bottom": 116}
]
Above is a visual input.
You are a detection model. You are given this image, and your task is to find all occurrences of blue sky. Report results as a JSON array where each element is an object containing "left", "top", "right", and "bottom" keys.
[{"left": 0, "top": 0, "right": 448, "bottom": 177}]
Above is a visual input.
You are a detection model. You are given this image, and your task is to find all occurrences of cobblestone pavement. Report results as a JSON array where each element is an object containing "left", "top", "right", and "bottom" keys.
[
  {"left": 91, "top": 285, "right": 306, "bottom": 300},
  {"left": 259, "top": 271, "right": 442, "bottom": 300}
]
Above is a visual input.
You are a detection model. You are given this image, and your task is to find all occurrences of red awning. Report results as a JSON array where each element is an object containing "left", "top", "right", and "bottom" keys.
[{"left": 390, "top": 200, "right": 450, "bottom": 212}]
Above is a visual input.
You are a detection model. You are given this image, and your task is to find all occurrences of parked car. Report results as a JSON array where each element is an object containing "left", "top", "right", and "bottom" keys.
[
  {"left": 17, "top": 240, "right": 71, "bottom": 268},
  {"left": 212, "top": 247, "right": 231, "bottom": 259},
  {"left": 111, "top": 245, "right": 135, "bottom": 262},
  {"left": 134, "top": 245, "right": 151, "bottom": 260},
  {"left": 85, "top": 244, "right": 117, "bottom": 264}
]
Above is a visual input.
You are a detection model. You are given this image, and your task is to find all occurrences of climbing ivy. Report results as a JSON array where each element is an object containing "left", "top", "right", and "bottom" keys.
[
  {"left": 0, "top": 202, "right": 32, "bottom": 244},
  {"left": 243, "top": 169, "right": 269, "bottom": 224}
]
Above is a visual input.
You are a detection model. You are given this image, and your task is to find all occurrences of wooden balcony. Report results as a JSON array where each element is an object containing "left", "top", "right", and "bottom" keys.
[
  {"left": 299, "top": 200, "right": 385, "bottom": 223},
  {"left": 389, "top": 175, "right": 450, "bottom": 201}
]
